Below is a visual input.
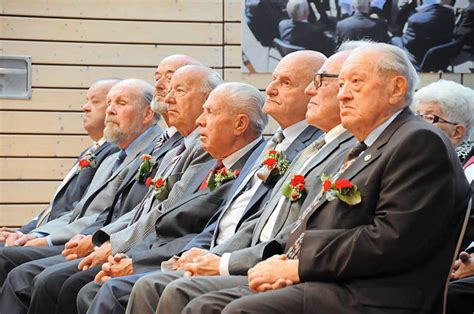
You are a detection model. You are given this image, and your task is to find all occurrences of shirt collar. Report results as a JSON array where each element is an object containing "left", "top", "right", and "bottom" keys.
[
  {"left": 183, "top": 128, "right": 200, "bottom": 150},
  {"left": 281, "top": 120, "right": 309, "bottom": 143},
  {"left": 166, "top": 126, "right": 178, "bottom": 138},
  {"left": 222, "top": 136, "right": 262, "bottom": 169},
  {"left": 124, "top": 125, "right": 156, "bottom": 156},
  {"left": 364, "top": 109, "right": 403, "bottom": 147},
  {"left": 95, "top": 137, "right": 107, "bottom": 147},
  {"left": 324, "top": 124, "right": 346, "bottom": 144}
]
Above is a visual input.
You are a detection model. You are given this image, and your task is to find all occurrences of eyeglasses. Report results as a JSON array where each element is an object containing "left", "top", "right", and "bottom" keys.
[
  {"left": 418, "top": 113, "right": 457, "bottom": 125},
  {"left": 313, "top": 73, "right": 339, "bottom": 89}
]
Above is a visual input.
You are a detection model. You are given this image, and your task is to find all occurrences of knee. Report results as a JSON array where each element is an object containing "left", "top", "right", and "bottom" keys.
[
  {"left": 77, "top": 282, "right": 100, "bottom": 314},
  {"left": 133, "top": 276, "right": 156, "bottom": 297}
]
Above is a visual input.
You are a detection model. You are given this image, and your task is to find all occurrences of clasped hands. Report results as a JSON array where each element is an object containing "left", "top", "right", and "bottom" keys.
[
  {"left": 0, "top": 227, "right": 47, "bottom": 247},
  {"left": 451, "top": 251, "right": 474, "bottom": 280}
]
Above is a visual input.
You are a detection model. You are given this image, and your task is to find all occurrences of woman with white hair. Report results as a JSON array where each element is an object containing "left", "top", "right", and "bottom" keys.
[{"left": 414, "top": 79, "right": 474, "bottom": 166}]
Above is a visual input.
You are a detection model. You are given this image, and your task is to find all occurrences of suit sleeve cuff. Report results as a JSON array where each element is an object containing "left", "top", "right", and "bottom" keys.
[
  {"left": 219, "top": 252, "right": 231, "bottom": 276},
  {"left": 92, "top": 230, "right": 111, "bottom": 246}
]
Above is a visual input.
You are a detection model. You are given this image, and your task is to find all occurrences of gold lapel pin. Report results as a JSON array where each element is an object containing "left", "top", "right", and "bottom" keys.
[{"left": 364, "top": 154, "right": 372, "bottom": 162}]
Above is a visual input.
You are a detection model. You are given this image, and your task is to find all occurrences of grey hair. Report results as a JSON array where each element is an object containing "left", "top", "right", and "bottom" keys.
[
  {"left": 213, "top": 82, "right": 268, "bottom": 135},
  {"left": 413, "top": 80, "right": 474, "bottom": 141},
  {"left": 337, "top": 39, "right": 374, "bottom": 52},
  {"left": 352, "top": 0, "right": 370, "bottom": 13},
  {"left": 200, "top": 70, "right": 224, "bottom": 94},
  {"left": 353, "top": 43, "right": 420, "bottom": 106},
  {"left": 287, "top": 0, "right": 309, "bottom": 20},
  {"left": 114, "top": 78, "right": 158, "bottom": 122}
]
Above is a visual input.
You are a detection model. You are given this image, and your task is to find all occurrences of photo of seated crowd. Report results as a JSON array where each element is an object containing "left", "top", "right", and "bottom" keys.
[
  {"left": 0, "top": 1, "right": 474, "bottom": 314},
  {"left": 242, "top": 0, "right": 474, "bottom": 73}
]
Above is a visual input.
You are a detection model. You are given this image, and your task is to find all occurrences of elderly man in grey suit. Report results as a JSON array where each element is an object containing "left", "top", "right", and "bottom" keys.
[
  {"left": 11, "top": 65, "right": 222, "bottom": 314},
  {"left": 124, "top": 47, "right": 358, "bottom": 314},
  {"left": 76, "top": 50, "right": 325, "bottom": 314},
  {"left": 0, "top": 78, "right": 162, "bottom": 313},
  {"left": 0, "top": 78, "right": 120, "bottom": 246}
]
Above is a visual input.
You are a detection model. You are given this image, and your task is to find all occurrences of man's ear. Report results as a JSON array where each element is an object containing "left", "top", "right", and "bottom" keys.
[
  {"left": 388, "top": 75, "right": 407, "bottom": 106},
  {"left": 143, "top": 106, "right": 156, "bottom": 125},
  {"left": 234, "top": 114, "right": 250, "bottom": 136},
  {"left": 451, "top": 124, "right": 466, "bottom": 145}
]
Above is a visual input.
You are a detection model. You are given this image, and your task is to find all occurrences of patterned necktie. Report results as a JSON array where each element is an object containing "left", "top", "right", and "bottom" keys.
[
  {"left": 152, "top": 131, "right": 170, "bottom": 155},
  {"left": 285, "top": 141, "right": 367, "bottom": 259},
  {"left": 198, "top": 160, "right": 224, "bottom": 191},
  {"left": 112, "top": 150, "right": 127, "bottom": 173},
  {"left": 265, "top": 130, "right": 285, "bottom": 151}
]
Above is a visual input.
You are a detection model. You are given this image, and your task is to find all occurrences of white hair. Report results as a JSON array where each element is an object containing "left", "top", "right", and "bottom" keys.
[
  {"left": 287, "top": 0, "right": 309, "bottom": 20},
  {"left": 414, "top": 80, "right": 474, "bottom": 141},
  {"left": 352, "top": 0, "right": 370, "bottom": 12},
  {"left": 337, "top": 39, "right": 374, "bottom": 52},
  {"left": 201, "top": 70, "right": 224, "bottom": 94},
  {"left": 213, "top": 82, "right": 268, "bottom": 135},
  {"left": 353, "top": 43, "right": 420, "bottom": 106}
]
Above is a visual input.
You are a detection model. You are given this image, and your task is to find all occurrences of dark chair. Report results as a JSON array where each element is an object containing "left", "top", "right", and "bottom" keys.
[
  {"left": 416, "top": 39, "right": 464, "bottom": 72},
  {"left": 273, "top": 38, "right": 305, "bottom": 57}
]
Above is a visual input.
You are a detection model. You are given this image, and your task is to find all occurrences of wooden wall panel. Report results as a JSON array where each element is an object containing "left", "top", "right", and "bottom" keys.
[
  {"left": 1, "top": 17, "right": 223, "bottom": 45},
  {"left": 2, "top": 40, "right": 223, "bottom": 67},
  {"left": 1, "top": 0, "right": 223, "bottom": 21},
  {"left": 0, "top": 158, "right": 76, "bottom": 180},
  {"left": 0, "top": 112, "right": 84, "bottom": 134},
  {"left": 0, "top": 135, "right": 91, "bottom": 157},
  {"left": 0, "top": 181, "right": 61, "bottom": 203},
  {"left": 0, "top": 89, "right": 86, "bottom": 111},
  {"left": 0, "top": 205, "right": 48, "bottom": 226}
]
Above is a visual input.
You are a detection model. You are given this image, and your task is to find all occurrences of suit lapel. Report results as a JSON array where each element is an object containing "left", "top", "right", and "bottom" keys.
[{"left": 302, "top": 109, "right": 414, "bottom": 220}]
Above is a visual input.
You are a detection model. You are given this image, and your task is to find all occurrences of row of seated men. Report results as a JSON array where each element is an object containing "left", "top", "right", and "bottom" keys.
[
  {"left": 279, "top": 0, "right": 473, "bottom": 67},
  {"left": 0, "top": 41, "right": 473, "bottom": 314}
]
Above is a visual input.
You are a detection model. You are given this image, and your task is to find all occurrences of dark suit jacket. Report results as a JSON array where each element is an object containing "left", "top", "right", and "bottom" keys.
[
  {"left": 183, "top": 126, "right": 322, "bottom": 252},
  {"left": 279, "top": 19, "right": 335, "bottom": 56},
  {"left": 336, "top": 12, "right": 389, "bottom": 45},
  {"left": 18, "top": 142, "right": 119, "bottom": 233},
  {"left": 131, "top": 140, "right": 263, "bottom": 273},
  {"left": 454, "top": 2, "right": 474, "bottom": 52},
  {"left": 271, "top": 109, "right": 470, "bottom": 313},
  {"left": 402, "top": 4, "right": 455, "bottom": 63}
]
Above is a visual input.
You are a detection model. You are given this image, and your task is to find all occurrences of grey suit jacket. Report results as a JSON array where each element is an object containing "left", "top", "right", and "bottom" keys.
[
  {"left": 216, "top": 131, "right": 356, "bottom": 274},
  {"left": 97, "top": 138, "right": 213, "bottom": 254},
  {"left": 34, "top": 125, "right": 162, "bottom": 244}
]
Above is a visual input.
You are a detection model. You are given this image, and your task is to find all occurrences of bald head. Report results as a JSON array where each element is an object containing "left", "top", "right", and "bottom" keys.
[
  {"left": 153, "top": 54, "right": 202, "bottom": 122},
  {"left": 264, "top": 50, "right": 327, "bottom": 128},
  {"left": 82, "top": 78, "right": 121, "bottom": 141},
  {"left": 164, "top": 65, "right": 223, "bottom": 136}
]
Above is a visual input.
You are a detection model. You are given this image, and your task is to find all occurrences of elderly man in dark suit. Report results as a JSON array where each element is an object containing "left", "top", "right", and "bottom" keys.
[
  {"left": 391, "top": 0, "right": 455, "bottom": 64},
  {"left": 177, "top": 43, "right": 470, "bottom": 314},
  {"left": 336, "top": 0, "right": 389, "bottom": 45},
  {"left": 0, "top": 79, "right": 120, "bottom": 246},
  {"left": 279, "top": 0, "right": 335, "bottom": 56}
]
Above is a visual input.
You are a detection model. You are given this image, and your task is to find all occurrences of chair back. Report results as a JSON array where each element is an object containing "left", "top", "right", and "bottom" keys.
[{"left": 273, "top": 38, "right": 305, "bottom": 57}]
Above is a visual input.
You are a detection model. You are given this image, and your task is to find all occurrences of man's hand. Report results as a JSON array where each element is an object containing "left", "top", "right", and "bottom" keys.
[
  {"left": 10, "top": 233, "right": 37, "bottom": 247},
  {"left": 248, "top": 255, "right": 299, "bottom": 292},
  {"left": 0, "top": 227, "right": 19, "bottom": 242},
  {"left": 173, "top": 248, "right": 208, "bottom": 270},
  {"left": 94, "top": 254, "right": 133, "bottom": 283},
  {"left": 62, "top": 234, "right": 95, "bottom": 260},
  {"left": 78, "top": 242, "right": 111, "bottom": 270},
  {"left": 24, "top": 237, "right": 48, "bottom": 247},
  {"left": 451, "top": 251, "right": 474, "bottom": 280},
  {"left": 2, "top": 231, "right": 23, "bottom": 246},
  {"left": 183, "top": 252, "right": 220, "bottom": 277}
]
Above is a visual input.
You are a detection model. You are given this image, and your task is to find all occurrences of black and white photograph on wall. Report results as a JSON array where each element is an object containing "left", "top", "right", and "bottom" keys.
[{"left": 241, "top": 0, "right": 474, "bottom": 73}]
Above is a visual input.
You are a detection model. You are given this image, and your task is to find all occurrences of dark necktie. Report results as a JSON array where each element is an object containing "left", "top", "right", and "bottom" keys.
[
  {"left": 198, "top": 160, "right": 224, "bottom": 191},
  {"left": 112, "top": 150, "right": 127, "bottom": 173},
  {"left": 285, "top": 141, "right": 368, "bottom": 259},
  {"left": 152, "top": 132, "right": 170, "bottom": 155}
]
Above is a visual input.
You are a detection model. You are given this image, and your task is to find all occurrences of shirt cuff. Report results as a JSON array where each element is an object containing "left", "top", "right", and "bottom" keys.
[{"left": 219, "top": 252, "right": 231, "bottom": 276}]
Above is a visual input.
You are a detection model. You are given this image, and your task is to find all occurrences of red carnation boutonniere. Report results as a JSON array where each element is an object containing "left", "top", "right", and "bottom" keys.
[
  {"left": 321, "top": 174, "right": 361, "bottom": 205},
  {"left": 282, "top": 174, "right": 305, "bottom": 202},
  {"left": 207, "top": 167, "right": 240, "bottom": 191},
  {"left": 256, "top": 150, "right": 289, "bottom": 186},
  {"left": 76, "top": 153, "right": 96, "bottom": 174},
  {"left": 135, "top": 154, "right": 157, "bottom": 183},
  {"left": 145, "top": 176, "right": 170, "bottom": 201}
]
